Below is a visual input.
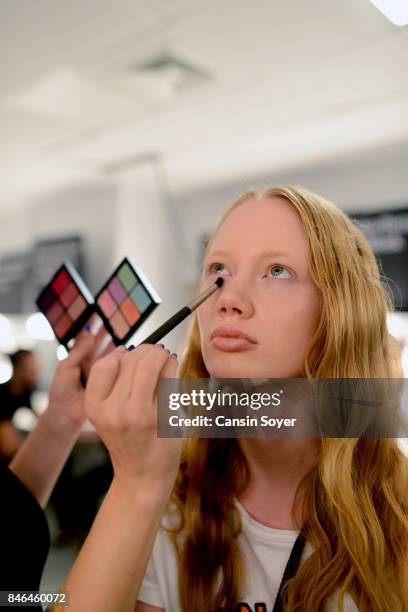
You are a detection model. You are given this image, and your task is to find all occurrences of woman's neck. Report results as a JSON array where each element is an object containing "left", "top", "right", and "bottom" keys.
[{"left": 237, "top": 437, "right": 318, "bottom": 530}]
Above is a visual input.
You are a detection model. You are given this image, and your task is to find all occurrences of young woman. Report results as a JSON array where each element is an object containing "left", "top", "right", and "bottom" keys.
[{"left": 59, "top": 186, "right": 408, "bottom": 612}]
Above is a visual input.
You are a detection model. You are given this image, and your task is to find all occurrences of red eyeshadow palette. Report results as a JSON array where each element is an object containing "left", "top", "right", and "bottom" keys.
[
  {"left": 36, "top": 261, "right": 95, "bottom": 347},
  {"left": 95, "top": 257, "right": 161, "bottom": 346}
]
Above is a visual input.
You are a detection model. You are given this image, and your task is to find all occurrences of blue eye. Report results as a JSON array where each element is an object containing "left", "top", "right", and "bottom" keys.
[
  {"left": 209, "top": 262, "right": 225, "bottom": 274},
  {"left": 268, "top": 264, "right": 290, "bottom": 278},
  {"left": 207, "top": 262, "right": 290, "bottom": 278}
]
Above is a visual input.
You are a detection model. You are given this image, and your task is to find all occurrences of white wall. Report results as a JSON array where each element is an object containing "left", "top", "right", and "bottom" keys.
[
  {"left": 176, "top": 140, "right": 408, "bottom": 257},
  {"left": 0, "top": 180, "right": 118, "bottom": 293},
  {"left": 112, "top": 159, "right": 198, "bottom": 354}
]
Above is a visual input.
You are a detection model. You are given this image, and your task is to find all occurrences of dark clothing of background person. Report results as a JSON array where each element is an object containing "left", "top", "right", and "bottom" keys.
[
  {"left": 0, "top": 380, "right": 113, "bottom": 543},
  {"left": 51, "top": 444, "right": 113, "bottom": 542},
  {"left": 0, "top": 349, "right": 40, "bottom": 465},
  {"left": 0, "top": 380, "right": 33, "bottom": 421},
  {"left": 0, "top": 381, "right": 33, "bottom": 466},
  {"left": 0, "top": 463, "right": 50, "bottom": 611}
]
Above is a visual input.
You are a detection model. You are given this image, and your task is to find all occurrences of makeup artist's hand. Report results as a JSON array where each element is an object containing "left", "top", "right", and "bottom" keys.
[
  {"left": 47, "top": 318, "right": 115, "bottom": 428},
  {"left": 84, "top": 344, "right": 181, "bottom": 504}
]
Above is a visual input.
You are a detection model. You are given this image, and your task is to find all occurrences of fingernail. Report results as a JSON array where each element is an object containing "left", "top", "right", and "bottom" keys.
[
  {"left": 165, "top": 348, "right": 171, "bottom": 354},
  {"left": 170, "top": 352, "right": 178, "bottom": 358},
  {"left": 127, "top": 344, "right": 135, "bottom": 351},
  {"left": 117, "top": 345, "right": 126, "bottom": 352},
  {"left": 84, "top": 323, "right": 92, "bottom": 332},
  {"left": 158, "top": 343, "right": 165, "bottom": 348}
]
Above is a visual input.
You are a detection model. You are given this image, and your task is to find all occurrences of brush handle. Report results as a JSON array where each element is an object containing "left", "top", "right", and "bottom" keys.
[{"left": 138, "top": 305, "right": 191, "bottom": 346}]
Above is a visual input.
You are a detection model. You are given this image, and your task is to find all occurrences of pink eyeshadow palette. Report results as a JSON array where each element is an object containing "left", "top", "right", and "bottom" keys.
[
  {"left": 95, "top": 257, "right": 161, "bottom": 346},
  {"left": 36, "top": 261, "right": 95, "bottom": 347}
]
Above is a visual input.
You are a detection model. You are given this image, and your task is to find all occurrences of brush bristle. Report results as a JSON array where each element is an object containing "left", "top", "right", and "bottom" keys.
[{"left": 215, "top": 277, "right": 224, "bottom": 288}]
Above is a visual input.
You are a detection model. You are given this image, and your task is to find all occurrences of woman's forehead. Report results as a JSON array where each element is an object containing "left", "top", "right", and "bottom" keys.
[{"left": 209, "top": 197, "right": 308, "bottom": 257}]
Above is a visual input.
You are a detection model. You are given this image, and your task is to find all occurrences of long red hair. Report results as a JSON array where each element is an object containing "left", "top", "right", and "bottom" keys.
[{"left": 165, "top": 186, "right": 407, "bottom": 611}]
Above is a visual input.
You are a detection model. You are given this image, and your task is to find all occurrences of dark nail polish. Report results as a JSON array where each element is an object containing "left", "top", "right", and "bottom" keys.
[
  {"left": 165, "top": 348, "right": 171, "bottom": 354},
  {"left": 127, "top": 344, "right": 135, "bottom": 351},
  {"left": 158, "top": 343, "right": 165, "bottom": 348},
  {"left": 170, "top": 352, "right": 178, "bottom": 358},
  {"left": 84, "top": 323, "right": 92, "bottom": 331}
]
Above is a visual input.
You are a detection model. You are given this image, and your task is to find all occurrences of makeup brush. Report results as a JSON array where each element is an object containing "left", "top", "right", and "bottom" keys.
[{"left": 129, "top": 277, "right": 224, "bottom": 348}]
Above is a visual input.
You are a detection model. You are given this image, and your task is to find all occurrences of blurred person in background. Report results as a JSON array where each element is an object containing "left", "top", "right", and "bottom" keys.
[
  {"left": 0, "top": 349, "right": 40, "bottom": 463},
  {"left": 51, "top": 428, "right": 113, "bottom": 547},
  {"left": 0, "top": 345, "right": 113, "bottom": 547},
  {"left": 0, "top": 323, "right": 114, "bottom": 610}
]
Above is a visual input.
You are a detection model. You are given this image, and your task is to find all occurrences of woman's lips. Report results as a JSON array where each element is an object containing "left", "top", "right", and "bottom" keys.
[{"left": 210, "top": 336, "right": 256, "bottom": 351}]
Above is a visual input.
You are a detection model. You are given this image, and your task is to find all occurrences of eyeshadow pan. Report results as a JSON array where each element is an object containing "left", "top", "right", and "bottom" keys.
[
  {"left": 117, "top": 263, "right": 137, "bottom": 292},
  {"left": 47, "top": 301, "right": 64, "bottom": 325},
  {"left": 60, "top": 282, "right": 78, "bottom": 307},
  {"left": 97, "top": 289, "right": 117, "bottom": 318},
  {"left": 94, "top": 256, "right": 161, "bottom": 346},
  {"left": 52, "top": 269, "right": 71, "bottom": 294},
  {"left": 36, "top": 261, "right": 96, "bottom": 347},
  {"left": 38, "top": 288, "right": 56, "bottom": 312},
  {"left": 108, "top": 277, "right": 127, "bottom": 304},
  {"left": 68, "top": 294, "right": 87, "bottom": 320},
  {"left": 130, "top": 284, "right": 152, "bottom": 314},
  {"left": 120, "top": 297, "right": 141, "bottom": 326},
  {"left": 54, "top": 313, "right": 72, "bottom": 338},
  {"left": 110, "top": 310, "right": 129, "bottom": 340}
]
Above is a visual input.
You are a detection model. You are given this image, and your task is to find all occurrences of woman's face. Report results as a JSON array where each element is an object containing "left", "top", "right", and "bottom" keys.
[{"left": 197, "top": 196, "right": 322, "bottom": 378}]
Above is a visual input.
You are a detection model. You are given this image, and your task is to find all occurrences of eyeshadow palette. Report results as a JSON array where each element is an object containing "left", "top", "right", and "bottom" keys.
[
  {"left": 95, "top": 257, "right": 161, "bottom": 345},
  {"left": 36, "top": 261, "right": 95, "bottom": 347}
]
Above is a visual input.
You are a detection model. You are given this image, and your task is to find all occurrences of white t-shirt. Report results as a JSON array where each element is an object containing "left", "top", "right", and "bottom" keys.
[{"left": 137, "top": 499, "right": 358, "bottom": 611}]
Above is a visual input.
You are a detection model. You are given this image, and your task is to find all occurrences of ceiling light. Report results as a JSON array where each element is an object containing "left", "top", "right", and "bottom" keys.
[
  {"left": 25, "top": 313, "right": 54, "bottom": 341},
  {"left": 0, "top": 315, "right": 17, "bottom": 352},
  {"left": 368, "top": 0, "right": 408, "bottom": 25},
  {"left": 0, "top": 357, "right": 12, "bottom": 384}
]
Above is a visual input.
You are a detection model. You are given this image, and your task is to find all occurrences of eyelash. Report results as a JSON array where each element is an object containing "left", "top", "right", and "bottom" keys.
[{"left": 207, "top": 262, "right": 290, "bottom": 278}]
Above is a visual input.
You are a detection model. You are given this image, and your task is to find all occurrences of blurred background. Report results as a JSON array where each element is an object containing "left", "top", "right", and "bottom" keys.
[{"left": 0, "top": 0, "right": 408, "bottom": 597}]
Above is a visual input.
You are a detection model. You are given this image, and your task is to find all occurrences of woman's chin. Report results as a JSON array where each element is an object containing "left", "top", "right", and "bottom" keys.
[{"left": 208, "top": 363, "right": 266, "bottom": 379}]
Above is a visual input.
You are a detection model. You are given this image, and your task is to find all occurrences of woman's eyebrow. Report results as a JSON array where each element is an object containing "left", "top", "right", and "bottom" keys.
[{"left": 206, "top": 250, "right": 293, "bottom": 259}]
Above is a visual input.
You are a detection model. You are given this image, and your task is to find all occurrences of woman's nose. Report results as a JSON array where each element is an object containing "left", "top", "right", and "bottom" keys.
[{"left": 215, "top": 277, "right": 254, "bottom": 318}]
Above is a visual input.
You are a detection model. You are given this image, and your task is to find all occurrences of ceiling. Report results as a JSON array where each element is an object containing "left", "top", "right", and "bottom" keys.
[{"left": 0, "top": 0, "right": 408, "bottom": 208}]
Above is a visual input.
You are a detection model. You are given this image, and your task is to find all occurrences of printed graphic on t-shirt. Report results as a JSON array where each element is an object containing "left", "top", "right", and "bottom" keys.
[{"left": 234, "top": 603, "right": 268, "bottom": 611}]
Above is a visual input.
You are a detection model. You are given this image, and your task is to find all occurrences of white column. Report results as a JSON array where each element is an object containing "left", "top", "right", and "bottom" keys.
[{"left": 113, "top": 157, "right": 197, "bottom": 354}]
